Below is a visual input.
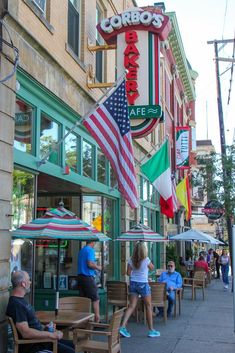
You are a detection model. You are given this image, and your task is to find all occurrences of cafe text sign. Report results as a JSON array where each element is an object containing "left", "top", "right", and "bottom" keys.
[{"left": 97, "top": 7, "right": 171, "bottom": 138}]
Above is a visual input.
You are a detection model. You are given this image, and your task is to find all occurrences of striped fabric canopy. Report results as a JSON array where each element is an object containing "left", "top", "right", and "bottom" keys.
[
  {"left": 12, "top": 206, "right": 110, "bottom": 242},
  {"left": 116, "top": 223, "right": 168, "bottom": 242}
]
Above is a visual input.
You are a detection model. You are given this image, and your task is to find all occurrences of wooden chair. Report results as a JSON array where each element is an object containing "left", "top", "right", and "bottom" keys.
[
  {"left": 8, "top": 316, "right": 57, "bottom": 353},
  {"left": 143, "top": 282, "right": 168, "bottom": 324},
  {"left": 106, "top": 281, "right": 128, "bottom": 322},
  {"left": 59, "top": 296, "right": 91, "bottom": 312},
  {"left": 182, "top": 277, "right": 195, "bottom": 300},
  {"left": 182, "top": 271, "right": 206, "bottom": 301},
  {"left": 59, "top": 296, "right": 92, "bottom": 339},
  {"left": 193, "top": 271, "right": 206, "bottom": 300},
  {"left": 194, "top": 266, "right": 210, "bottom": 286},
  {"left": 174, "top": 288, "right": 182, "bottom": 318},
  {"left": 74, "top": 308, "right": 125, "bottom": 353}
]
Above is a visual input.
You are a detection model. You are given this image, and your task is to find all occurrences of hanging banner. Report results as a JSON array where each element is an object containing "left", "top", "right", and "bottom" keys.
[
  {"left": 176, "top": 126, "right": 190, "bottom": 169},
  {"left": 97, "top": 7, "right": 171, "bottom": 138}
]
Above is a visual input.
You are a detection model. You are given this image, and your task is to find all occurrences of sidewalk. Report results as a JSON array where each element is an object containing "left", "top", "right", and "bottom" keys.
[{"left": 121, "top": 278, "right": 235, "bottom": 353}]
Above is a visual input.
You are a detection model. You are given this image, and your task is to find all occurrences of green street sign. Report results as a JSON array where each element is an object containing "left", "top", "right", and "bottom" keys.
[{"left": 128, "top": 105, "right": 162, "bottom": 119}]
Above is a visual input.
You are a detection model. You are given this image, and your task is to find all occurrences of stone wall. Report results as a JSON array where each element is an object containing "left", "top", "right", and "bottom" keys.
[{"left": 0, "top": 18, "right": 16, "bottom": 352}]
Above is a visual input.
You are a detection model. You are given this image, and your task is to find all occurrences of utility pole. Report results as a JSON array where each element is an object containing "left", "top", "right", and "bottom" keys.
[{"left": 207, "top": 38, "right": 234, "bottom": 264}]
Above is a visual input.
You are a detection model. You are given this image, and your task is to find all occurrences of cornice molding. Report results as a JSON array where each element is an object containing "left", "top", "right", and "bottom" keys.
[{"left": 166, "top": 12, "right": 197, "bottom": 102}]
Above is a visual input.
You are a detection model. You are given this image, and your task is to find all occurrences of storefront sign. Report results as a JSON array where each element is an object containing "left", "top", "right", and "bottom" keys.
[
  {"left": 176, "top": 126, "right": 190, "bottom": 169},
  {"left": 97, "top": 7, "right": 171, "bottom": 138},
  {"left": 202, "top": 200, "right": 224, "bottom": 220},
  {"left": 128, "top": 104, "right": 162, "bottom": 118}
]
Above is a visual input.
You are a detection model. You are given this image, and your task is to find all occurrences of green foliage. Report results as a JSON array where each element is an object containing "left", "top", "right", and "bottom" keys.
[
  {"left": 166, "top": 243, "right": 180, "bottom": 271},
  {"left": 193, "top": 145, "right": 235, "bottom": 218}
]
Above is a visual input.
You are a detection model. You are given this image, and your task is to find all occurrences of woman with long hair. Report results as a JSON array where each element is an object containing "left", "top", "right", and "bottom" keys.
[
  {"left": 119, "top": 242, "right": 160, "bottom": 338},
  {"left": 219, "top": 249, "right": 230, "bottom": 290}
]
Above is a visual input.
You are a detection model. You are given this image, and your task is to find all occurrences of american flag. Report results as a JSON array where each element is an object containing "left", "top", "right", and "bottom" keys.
[{"left": 83, "top": 80, "right": 138, "bottom": 209}]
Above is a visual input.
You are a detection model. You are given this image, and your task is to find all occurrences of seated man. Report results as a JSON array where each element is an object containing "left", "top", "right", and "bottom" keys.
[
  {"left": 157, "top": 261, "right": 182, "bottom": 317},
  {"left": 6, "top": 270, "right": 75, "bottom": 353},
  {"left": 194, "top": 255, "right": 209, "bottom": 273}
]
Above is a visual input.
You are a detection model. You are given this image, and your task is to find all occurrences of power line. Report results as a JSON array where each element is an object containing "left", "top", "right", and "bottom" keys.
[{"left": 222, "top": 0, "right": 229, "bottom": 39}]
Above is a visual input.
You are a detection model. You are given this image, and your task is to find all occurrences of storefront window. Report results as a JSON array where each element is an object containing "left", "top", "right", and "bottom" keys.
[
  {"left": 35, "top": 195, "right": 81, "bottom": 290},
  {"left": 11, "top": 169, "right": 35, "bottom": 298},
  {"left": 103, "top": 197, "right": 114, "bottom": 284},
  {"left": 65, "top": 130, "right": 77, "bottom": 172},
  {"left": 83, "top": 140, "right": 93, "bottom": 178},
  {"left": 143, "top": 179, "right": 148, "bottom": 201},
  {"left": 82, "top": 195, "right": 102, "bottom": 285},
  {"left": 97, "top": 149, "right": 106, "bottom": 184},
  {"left": 14, "top": 99, "right": 34, "bottom": 153},
  {"left": 143, "top": 207, "right": 148, "bottom": 226},
  {"left": 12, "top": 169, "right": 35, "bottom": 229},
  {"left": 110, "top": 167, "right": 117, "bottom": 188},
  {"left": 40, "top": 114, "right": 59, "bottom": 165}
]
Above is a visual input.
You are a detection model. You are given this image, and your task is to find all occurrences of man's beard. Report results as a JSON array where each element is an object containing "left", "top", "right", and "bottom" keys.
[{"left": 25, "top": 286, "right": 31, "bottom": 293}]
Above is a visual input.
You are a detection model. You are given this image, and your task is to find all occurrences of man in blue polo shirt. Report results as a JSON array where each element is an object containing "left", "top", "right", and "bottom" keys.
[
  {"left": 77, "top": 241, "right": 101, "bottom": 322},
  {"left": 158, "top": 261, "right": 182, "bottom": 317}
]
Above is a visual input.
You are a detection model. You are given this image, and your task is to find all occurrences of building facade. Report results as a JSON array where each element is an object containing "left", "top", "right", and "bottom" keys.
[{"left": 0, "top": 1, "right": 197, "bottom": 350}]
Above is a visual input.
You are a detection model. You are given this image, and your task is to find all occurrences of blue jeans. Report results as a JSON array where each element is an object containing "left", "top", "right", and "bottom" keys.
[{"left": 221, "top": 264, "right": 229, "bottom": 285}]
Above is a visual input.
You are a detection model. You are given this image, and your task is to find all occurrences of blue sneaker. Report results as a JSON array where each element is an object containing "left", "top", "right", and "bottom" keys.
[
  {"left": 119, "top": 327, "right": 131, "bottom": 338},
  {"left": 148, "top": 329, "right": 161, "bottom": 338}
]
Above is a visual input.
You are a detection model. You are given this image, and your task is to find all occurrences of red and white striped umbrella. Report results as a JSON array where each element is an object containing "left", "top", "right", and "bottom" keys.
[
  {"left": 12, "top": 206, "right": 110, "bottom": 242},
  {"left": 116, "top": 223, "right": 168, "bottom": 242}
]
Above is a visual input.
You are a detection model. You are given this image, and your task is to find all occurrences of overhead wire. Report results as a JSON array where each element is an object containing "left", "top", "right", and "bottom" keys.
[
  {"left": 0, "top": 19, "right": 19, "bottom": 84},
  {"left": 227, "top": 33, "right": 235, "bottom": 105}
]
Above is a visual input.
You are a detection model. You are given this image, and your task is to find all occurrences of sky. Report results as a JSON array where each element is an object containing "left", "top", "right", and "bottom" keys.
[{"left": 136, "top": 0, "right": 235, "bottom": 152}]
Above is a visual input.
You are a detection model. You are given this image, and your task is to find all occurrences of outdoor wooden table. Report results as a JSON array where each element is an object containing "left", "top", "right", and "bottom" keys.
[{"left": 36, "top": 311, "right": 94, "bottom": 329}]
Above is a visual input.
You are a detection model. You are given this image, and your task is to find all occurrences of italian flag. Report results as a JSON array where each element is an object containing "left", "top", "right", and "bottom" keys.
[{"left": 141, "top": 140, "right": 174, "bottom": 218}]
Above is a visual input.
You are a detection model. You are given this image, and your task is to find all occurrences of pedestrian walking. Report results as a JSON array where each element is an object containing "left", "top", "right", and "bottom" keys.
[
  {"left": 219, "top": 249, "right": 230, "bottom": 290},
  {"left": 213, "top": 250, "right": 220, "bottom": 279},
  {"left": 119, "top": 242, "right": 160, "bottom": 338}
]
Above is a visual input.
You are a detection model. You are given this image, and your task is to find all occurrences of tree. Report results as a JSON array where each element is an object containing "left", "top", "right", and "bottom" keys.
[{"left": 193, "top": 145, "right": 235, "bottom": 256}]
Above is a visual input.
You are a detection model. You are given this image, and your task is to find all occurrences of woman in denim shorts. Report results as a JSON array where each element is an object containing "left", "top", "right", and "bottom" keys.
[{"left": 119, "top": 242, "right": 160, "bottom": 338}]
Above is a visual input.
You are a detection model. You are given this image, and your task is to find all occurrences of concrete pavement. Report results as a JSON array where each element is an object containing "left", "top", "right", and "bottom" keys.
[{"left": 121, "top": 278, "right": 235, "bottom": 353}]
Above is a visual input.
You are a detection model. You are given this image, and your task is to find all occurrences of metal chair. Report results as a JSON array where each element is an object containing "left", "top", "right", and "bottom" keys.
[{"left": 8, "top": 316, "right": 57, "bottom": 353}]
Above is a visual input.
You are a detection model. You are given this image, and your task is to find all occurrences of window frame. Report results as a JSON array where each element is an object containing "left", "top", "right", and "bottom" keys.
[
  {"left": 95, "top": 2, "right": 105, "bottom": 82},
  {"left": 67, "top": 0, "right": 81, "bottom": 58}
]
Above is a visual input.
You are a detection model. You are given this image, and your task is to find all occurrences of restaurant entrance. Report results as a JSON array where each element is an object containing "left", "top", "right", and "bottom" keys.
[{"left": 12, "top": 168, "right": 118, "bottom": 314}]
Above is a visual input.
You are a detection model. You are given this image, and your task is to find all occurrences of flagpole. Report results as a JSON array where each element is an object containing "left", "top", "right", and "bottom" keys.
[{"left": 37, "top": 70, "right": 128, "bottom": 167}]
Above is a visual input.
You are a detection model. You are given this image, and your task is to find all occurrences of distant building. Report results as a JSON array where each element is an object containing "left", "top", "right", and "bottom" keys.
[{"left": 191, "top": 140, "right": 216, "bottom": 235}]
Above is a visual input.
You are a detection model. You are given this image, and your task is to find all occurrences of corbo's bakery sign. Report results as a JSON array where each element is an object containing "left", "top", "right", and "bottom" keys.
[{"left": 97, "top": 7, "right": 171, "bottom": 138}]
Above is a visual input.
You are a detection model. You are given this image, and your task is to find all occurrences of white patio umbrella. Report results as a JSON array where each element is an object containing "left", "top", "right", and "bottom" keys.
[{"left": 170, "top": 229, "right": 224, "bottom": 245}]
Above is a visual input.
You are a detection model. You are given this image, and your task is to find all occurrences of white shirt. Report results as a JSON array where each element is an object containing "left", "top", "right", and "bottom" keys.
[
  {"left": 220, "top": 255, "right": 229, "bottom": 265},
  {"left": 128, "top": 257, "right": 151, "bottom": 282}
]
